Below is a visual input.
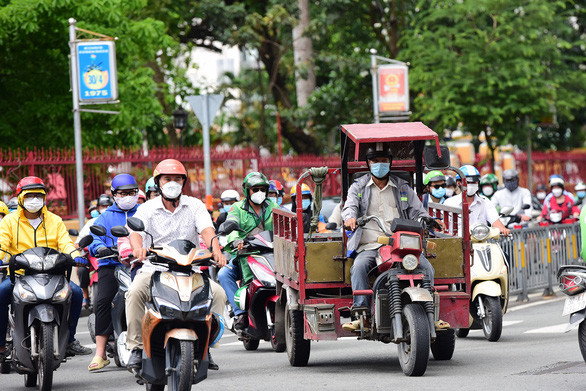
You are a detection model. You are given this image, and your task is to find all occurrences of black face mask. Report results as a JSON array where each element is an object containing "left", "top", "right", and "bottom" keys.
[{"left": 504, "top": 178, "right": 519, "bottom": 192}]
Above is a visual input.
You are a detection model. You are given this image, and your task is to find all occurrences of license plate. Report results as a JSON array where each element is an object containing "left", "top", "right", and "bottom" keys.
[{"left": 562, "top": 291, "right": 586, "bottom": 316}]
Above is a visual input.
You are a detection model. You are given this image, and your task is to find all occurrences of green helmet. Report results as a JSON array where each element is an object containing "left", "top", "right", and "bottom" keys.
[
  {"left": 242, "top": 172, "right": 270, "bottom": 197},
  {"left": 480, "top": 173, "right": 499, "bottom": 187},
  {"left": 424, "top": 170, "right": 445, "bottom": 186}
]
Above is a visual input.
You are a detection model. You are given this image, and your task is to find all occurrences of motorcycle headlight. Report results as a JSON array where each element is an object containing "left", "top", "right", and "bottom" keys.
[
  {"left": 190, "top": 299, "right": 212, "bottom": 312},
  {"left": 52, "top": 283, "right": 71, "bottom": 302},
  {"left": 154, "top": 297, "right": 181, "bottom": 311},
  {"left": 115, "top": 268, "right": 131, "bottom": 290},
  {"left": 471, "top": 224, "right": 490, "bottom": 241},
  {"left": 248, "top": 259, "right": 276, "bottom": 287},
  {"left": 399, "top": 234, "right": 421, "bottom": 250},
  {"left": 16, "top": 282, "right": 36, "bottom": 302},
  {"left": 402, "top": 254, "right": 419, "bottom": 271},
  {"left": 44, "top": 253, "right": 58, "bottom": 269}
]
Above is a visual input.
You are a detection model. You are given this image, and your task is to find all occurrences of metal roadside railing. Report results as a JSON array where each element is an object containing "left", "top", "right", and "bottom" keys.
[{"left": 497, "top": 223, "right": 584, "bottom": 301}]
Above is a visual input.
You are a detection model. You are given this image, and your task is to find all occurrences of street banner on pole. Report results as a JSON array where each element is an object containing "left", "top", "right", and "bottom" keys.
[
  {"left": 77, "top": 41, "right": 118, "bottom": 103},
  {"left": 377, "top": 63, "right": 409, "bottom": 113}
]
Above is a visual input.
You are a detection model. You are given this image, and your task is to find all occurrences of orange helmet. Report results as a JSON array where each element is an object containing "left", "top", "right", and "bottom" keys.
[
  {"left": 16, "top": 176, "right": 47, "bottom": 195},
  {"left": 153, "top": 159, "right": 187, "bottom": 183}
]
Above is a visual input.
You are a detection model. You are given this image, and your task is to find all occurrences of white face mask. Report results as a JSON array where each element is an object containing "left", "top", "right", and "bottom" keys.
[
  {"left": 250, "top": 191, "right": 266, "bottom": 205},
  {"left": 467, "top": 183, "right": 479, "bottom": 196},
  {"left": 445, "top": 188, "right": 454, "bottom": 198},
  {"left": 115, "top": 194, "right": 139, "bottom": 211},
  {"left": 550, "top": 211, "right": 563, "bottom": 223},
  {"left": 161, "top": 181, "right": 183, "bottom": 199},
  {"left": 482, "top": 186, "right": 494, "bottom": 197},
  {"left": 552, "top": 188, "right": 563, "bottom": 197},
  {"left": 23, "top": 198, "right": 44, "bottom": 213},
  {"left": 536, "top": 191, "right": 546, "bottom": 200}
]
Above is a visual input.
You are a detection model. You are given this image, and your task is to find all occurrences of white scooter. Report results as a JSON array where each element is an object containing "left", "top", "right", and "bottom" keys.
[
  {"left": 456, "top": 223, "right": 509, "bottom": 341},
  {"left": 558, "top": 265, "right": 586, "bottom": 362}
]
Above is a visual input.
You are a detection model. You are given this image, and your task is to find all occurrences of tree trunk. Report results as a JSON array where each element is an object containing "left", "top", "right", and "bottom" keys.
[
  {"left": 483, "top": 128, "right": 496, "bottom": 173},
  {"left": 292, "top": 0, "right": 316, "bottom": 107}
]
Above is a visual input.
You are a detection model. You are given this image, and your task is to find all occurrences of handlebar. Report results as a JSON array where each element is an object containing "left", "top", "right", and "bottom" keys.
[{"left": 356, "top": 215, "right": 392, "bottom": 235}]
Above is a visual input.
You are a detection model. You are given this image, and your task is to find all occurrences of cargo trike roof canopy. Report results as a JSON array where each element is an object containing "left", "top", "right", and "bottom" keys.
[{"left": 340, "top": 122, "right": 440, "bottom": 163}]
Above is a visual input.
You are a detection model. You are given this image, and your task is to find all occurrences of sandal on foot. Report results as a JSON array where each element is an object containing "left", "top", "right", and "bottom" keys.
[
  {"left": 434, "top": 320, "right": 451, "bottom": 330},
  {"left": 88, "top": 355, "right": 110, "bottom": 371}
]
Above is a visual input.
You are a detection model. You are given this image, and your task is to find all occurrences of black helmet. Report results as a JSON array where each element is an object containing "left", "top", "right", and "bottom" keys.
[
  {"left": 365, "top": 145, "right": 393, "bottom": 161},
  {"left": 446, "top": 176, "right": 457, "bottom": 187},
  {"left": 536, "top": 183, "right": 547, "bottom": 192},
  {"left": 97, "top": 194, "right": 114, "bottom": 206}
]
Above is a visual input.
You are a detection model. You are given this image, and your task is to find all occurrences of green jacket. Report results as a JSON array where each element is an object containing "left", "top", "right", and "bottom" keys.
[
  {"left": 580, "top": 206, "right": 586, "bottom": 261},
  {"left": 225, "top": 198, "right": 279, "bottom": 281}
]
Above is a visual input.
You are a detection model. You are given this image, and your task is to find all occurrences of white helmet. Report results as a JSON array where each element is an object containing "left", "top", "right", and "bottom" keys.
[
  {"left": 220, "top": 189, "right": 240, "bottom": 202},
  {"left": 575, "top": 182, "right": 586, "bottom": 192}
]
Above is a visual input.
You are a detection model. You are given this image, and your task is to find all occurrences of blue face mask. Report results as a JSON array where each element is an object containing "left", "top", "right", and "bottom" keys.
[
  {"left": 269, "top": 197, "right": 278, "bottom": 204},
  {"left": 220, "top": 207, "right": 227, "bottom": 214},
  {"left": 302, "top": 199, "right": 311, "bottom": 210},
  {"left": 578, "top": 191, "right": 586, "bottom": 199},
  {"left": 370, "top": 162, "right": 390, "bottom": 178},
  {"left": 431, "top": 187, "right": 446, "bottom": 199},
  {"left": 90, "top": 210, "right": 100, "bottom": 218}
]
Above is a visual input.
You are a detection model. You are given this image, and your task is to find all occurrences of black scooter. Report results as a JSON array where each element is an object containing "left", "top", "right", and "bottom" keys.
[{"left": 0, "top": 235, "right": 92, "bottom": 390}]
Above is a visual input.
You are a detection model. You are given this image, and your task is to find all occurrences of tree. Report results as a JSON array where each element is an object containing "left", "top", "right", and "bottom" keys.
[
  {"left": 0, "top": 0, "right": 175, "bottom": 149},
  {"left": 401, "top": 0, "right": 585, "bottom": 169}
]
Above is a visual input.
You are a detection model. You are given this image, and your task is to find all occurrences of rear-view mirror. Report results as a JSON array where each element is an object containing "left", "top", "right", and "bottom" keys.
[
  {"left": 218, "top": 220, "right": 239, "bottom": 235},
  {"left": 78, "top": 235, "right": 93, "bottom": 248},
  {"left": 325, "top": 222, "right": 337, "bottom": 230},
  {"left": 127, "top": 217, "right": 145, "bottom": 232},
  {"left": 90, "top": 225, "right": 107, "bottom": 236},
  {"left": 500, "top": 206, "right": 514, "bottom": 216},
  {"left": 68, "top": 229, "right": 79, "bottom": 237},
  {"left": 424, "top": 145, "right": 451, "bottom": 170},
  {"left": 111, "top": 225, "right": 130, "bottom": 238}
]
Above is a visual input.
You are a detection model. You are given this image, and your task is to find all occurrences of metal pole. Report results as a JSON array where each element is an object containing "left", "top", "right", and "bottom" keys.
[
  {"left": 69, "top": 18, "right": 85, "bottom": 229},
  {"left": 527, "top": 122, "right": 533, "bottom": 192},
  {"left": 370, "top": 55, "right": 380, "bottom": 124},
  {"left": 202, "top": 95, "right": 212, "bottom": 210}
]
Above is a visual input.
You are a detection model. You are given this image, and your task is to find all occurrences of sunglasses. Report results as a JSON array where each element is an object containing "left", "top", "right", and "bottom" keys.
[
  {"left": 250, "top": 187, "right": 266, "bottom": 193},
  {"left": 431, "top": 184, "right": 446, "bottom": 189}
]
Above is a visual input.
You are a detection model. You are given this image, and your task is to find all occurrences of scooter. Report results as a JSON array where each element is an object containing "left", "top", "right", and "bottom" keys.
[
  {"left": 456, "top": 223, "right": 508, "bottom": 341},
  {"left": 126, "top": 217, "right": 223, "bottom": 391},
  {"left": 225, "top": 226, "right": 284, "bottom": 352},
  {"left": 558, "top": 264, "right": 586, "bottom": 363},
  {"left": 0, "top": 235, "right": 93, "bottom": 390},
  {"left": 86, "top": 224, "right": 133, "bottom": 367}
]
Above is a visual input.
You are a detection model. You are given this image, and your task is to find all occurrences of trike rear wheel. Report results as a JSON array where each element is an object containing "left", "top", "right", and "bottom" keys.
[
  {"left": 397, "top": 303, "right": 430, "bottom": 376},
  {"left": 455, "top": 328, "right": 469, "bottom": 338},
  {"left": 285, "top": 307, "right": 310, "bottom": 367}
]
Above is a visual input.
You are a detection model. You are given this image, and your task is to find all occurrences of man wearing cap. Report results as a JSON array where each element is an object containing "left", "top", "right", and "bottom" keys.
[
  {"left": 491, "top": 169, "right": 533, "bottom": 224},
  {"left": 341, "top": 144, "right": 445, "bottom": 332}
]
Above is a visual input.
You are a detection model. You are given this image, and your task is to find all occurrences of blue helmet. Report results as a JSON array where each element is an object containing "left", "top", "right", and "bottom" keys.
[
  {"left": 460, "top": 165, "right": 480, "bottom": 183},
  {"left": 111, "top": 174, "right": 139, "bottom": 193}
]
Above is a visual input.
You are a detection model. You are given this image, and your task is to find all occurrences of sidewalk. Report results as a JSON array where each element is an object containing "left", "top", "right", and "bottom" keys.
[{"left": 507, "top": 287, "right": 563, "bottom": 310}]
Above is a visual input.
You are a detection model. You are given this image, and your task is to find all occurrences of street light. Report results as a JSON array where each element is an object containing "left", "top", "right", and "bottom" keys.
[{"left": 172, "top": 107, "right": 188, "bottom": 146}]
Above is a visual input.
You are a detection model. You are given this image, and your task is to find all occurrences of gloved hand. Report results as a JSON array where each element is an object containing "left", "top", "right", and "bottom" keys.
[
  {"left": 74, "top": 257, "right": 88, "bottom": 267},
  {"left": 97, "top": 246, "right": 116, "bottom": 258}
]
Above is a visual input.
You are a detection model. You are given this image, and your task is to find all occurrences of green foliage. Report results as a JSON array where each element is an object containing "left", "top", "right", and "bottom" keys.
[
  {"left": 401, "top": 0, "right": 585, "bottom": 150},
  {"left": 0, "top": 0, "right": 173, "bottom": 149}
]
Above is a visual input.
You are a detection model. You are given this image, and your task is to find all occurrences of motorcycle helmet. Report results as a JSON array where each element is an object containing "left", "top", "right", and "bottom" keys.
[
  {"left": 269, "top": 180, "right": 285, "bottom": 197},
  {"left": 16, "top": 176, "right": 47, "bottom": 195},
  {"left": 6, "top": 197, "right": 18, "bottom": 212},
  {"left": 290, "top": 183, "right": 312, "bottom": 197},
  {"left": 459, "top": 165, "right": 480, "bottom": 183},
  {"left": 111, "top": 174, "right": 139, "bottom": 194},
  {"left": 480, "top": 173, "right": 499, "bottom": 195},
  {"left": 138, "top": 190, "right": 147, "bottom": 202},
  {"left": 145, "top": 177, "right": 158, "bottom": 198},
  {"left": 220, "top": 189, "right": 240, "bottom": 203},
  {"left": 242, "top": 172, "right": 270, "bottom": 198},
  {"left": 234, "top": 286, "right": 248, "bottom": 311},
  {"left": 365, "top": 144, "right": 393, "bottom": 161},
  {"left": 97, "top": 193, "right": 114, "bottom": 207},
  {"left": 549, "top": 175, "right": 565, "bottom": 188},
  {"left": 153, "top": 159, "right": 188, "bottom": 187},
  {"left": 424, "top": 170, "right": 445, "bottom": 186},
  {"left": 446, "top": 176, "right": 457, "bottom": 187}
]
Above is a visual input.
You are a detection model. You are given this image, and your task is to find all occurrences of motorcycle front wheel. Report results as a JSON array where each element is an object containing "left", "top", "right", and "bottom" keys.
[
  {"left": 479, "top": 296, "right": 502, "bottom": 342},
  {"left": 397, "top": 303, "right": 430, "bottom": 377},
  {"left": 38, "top": 322, "right": 54, "bottom": 391},
  {"left": 165, "top": 339, "right": 194, "bottom": 391}
]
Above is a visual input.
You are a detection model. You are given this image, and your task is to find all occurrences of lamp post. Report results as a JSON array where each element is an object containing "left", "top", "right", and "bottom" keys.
[{"left": 172, "top": 107, "right": 188, "bottom": 147}]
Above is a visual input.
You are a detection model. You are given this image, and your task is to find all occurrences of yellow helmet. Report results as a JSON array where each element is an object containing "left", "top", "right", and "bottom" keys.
[
  {"left": 0, "top": 201, "right": 8, "bottom": 216},
  {"left": 290, "top": 183, "right": 311, "bottom": 197}
]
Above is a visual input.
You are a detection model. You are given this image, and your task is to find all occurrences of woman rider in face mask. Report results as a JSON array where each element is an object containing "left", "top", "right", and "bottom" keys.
[{"left": 537, "top": 175, "right": 579, "bottom": 224}]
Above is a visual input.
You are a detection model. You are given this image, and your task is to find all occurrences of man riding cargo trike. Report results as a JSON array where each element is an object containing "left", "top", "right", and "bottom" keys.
[{"left": 272, "top": 122, "right": 472, "bottom": 377}]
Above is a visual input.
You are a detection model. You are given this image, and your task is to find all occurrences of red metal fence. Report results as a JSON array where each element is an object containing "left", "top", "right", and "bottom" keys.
[
  {"left": 0, "top": 147, "right": 340, "bottom": 219},
  {"left": 514, "top": 150, "right": 586, "bottom": 192}
]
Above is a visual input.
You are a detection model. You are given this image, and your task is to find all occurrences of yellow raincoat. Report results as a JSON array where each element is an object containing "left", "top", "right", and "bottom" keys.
[{"left": 0, "top": 189, "right": 79, "bottom": 265}]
